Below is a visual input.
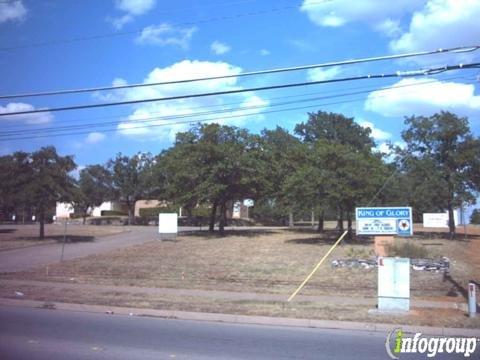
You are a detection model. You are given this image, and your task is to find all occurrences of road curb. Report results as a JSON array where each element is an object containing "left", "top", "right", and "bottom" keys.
[{"left": 1, "top": 297, "right": 478, "bottom": 337}]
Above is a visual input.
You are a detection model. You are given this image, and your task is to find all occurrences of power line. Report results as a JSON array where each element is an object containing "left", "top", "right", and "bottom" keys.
[
  {"left": 1, "top": 76, "right": 476, "bottom": 141},
  {"left": 0, "top": 97, "right": 377, "bottom": 141},
  {"left": 0, "top": 73, "right": 463, "bottom": 131},
  {"left": 1, "top": 45, "right": 478, "bottom": 100},
  {"left": 1, "top": 62, "right": 479, "bottom": 118},
  {"left": 0, "top": 0, "right": 332, "bottom": 51},
  {"left": 0, "top": 75, "right": 468, "bottom": 136}
]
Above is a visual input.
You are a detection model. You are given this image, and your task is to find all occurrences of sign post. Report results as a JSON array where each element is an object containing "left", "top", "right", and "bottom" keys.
[
  {"left": 356, "top": 207, "right": 413, "bottom": 312},
  {"left": 158, "top": 213, "right": 178, "bottom": 241}
]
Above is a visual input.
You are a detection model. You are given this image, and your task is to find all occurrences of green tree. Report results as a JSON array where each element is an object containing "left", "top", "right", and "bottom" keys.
[
  {"left": 108, "top": 152, "right": 154, "bottom": 225},
  {"left": 75, "top": 165, "right": 113, "bottom": 224},
  {"left": 256, "top": 127, "right": 303, "bottom": 225},
  {"left": 284, "top": 140, "right": 385, "bottom": 238},
  {"left": 12, "top": 147, "right": 77, "bottom": 239},
  {"left": 294, "top": 110, "right": 374, "bottom": 151},
  {"left": 398, "top": 111, "right": 480, "bottom": 238},
  {"left": 293, "top": 111, "right": 379, "bottom": 232},
  {"left": 160, "top": 123, "right": 269, "bottom": 234}
]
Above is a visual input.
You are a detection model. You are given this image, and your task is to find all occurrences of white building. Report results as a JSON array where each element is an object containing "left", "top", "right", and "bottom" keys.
[
  {"left": 91, "top": 201, "right": 122, "bottom": 217},
  {"left": 55, "top": 201, "right": 123, "bottom": 218},
  {"left": 55, "top": 202, "right": 75, "bottom": 219}
]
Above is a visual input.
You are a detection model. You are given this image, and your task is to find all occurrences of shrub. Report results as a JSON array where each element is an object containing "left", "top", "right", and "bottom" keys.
[
  {"left": 386, "top": 241, "right": 429, "bottom": 259},
  {"left": 101, "top": 210, "right": 127, "bottom": 216},
  {"left": 139, "top": 206, "right": 178, "bottom": 217},
  {"left": 470, "top": 209, "right": 480, "bottom": 224}
]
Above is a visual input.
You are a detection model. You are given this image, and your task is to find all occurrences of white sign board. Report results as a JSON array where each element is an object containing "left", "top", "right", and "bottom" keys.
[
  {"left": 378, "top": 257, "right": 410, "bottom": 311},
  {"left": 158, "top": 213, "right": 178, "bottom": 234},
  {"left": 243, "top": 199, "right": 254, "bottom": 207},
  {"left": 423, "top": 212, "right": 458, "bottom": 228},
  {"left": 356, "top": 207, "right": 413, "bottom": 236}
]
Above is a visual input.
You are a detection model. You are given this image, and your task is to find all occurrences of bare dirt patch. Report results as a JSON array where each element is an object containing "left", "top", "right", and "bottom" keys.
[{"left": 0, "top": 224, "right": 127, "bottom": 251}]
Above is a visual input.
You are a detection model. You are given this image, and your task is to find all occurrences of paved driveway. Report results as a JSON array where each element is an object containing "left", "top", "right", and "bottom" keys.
[{"left": 0, "top": 226, "right": 159, "bottom": 273}]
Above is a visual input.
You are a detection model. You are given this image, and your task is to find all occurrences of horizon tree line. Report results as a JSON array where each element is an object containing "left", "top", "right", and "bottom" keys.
[{"left": 1, "top": 110, "right": 479, "bottom": 239}]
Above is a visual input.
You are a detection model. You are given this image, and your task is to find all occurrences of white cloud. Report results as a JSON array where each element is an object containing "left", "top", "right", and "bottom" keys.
[
  {"left": 85, "top": 132, "right": 106, "bottom": 144},
  {"left": 260, "top": 49, "right": 270, "bottom": 56},
  {"left": 109, "top": 0, "right": 156, "bottom": 29},
  {"left": 300, "top": 0, "right": 421, "bottom": 31},
  {"left": 358, "top": 120, "right": 392, "bottom": 141},
  {"left": 0, "top": 0, "right": 26, "bottom": 23},
  {"left": 307, "top": 66, "right": 342, "bottom": 82},
  {"left": 389, "top": 0, "right": 480, "bottom": 63},
  {"left": 211, "top": 41, "right": 231, "bottom": 55},
  {"left": 107, "top": 60, "right": 269, "bottom": 140},
  {"left": 374, "top": 19, "right": 402, "bottom": 38},
  {"left": 136, "top": 23, "right": 197, "bottom": 49},
  {"left": 0, "top": 102, "right": 53, "bottom": 124},
  {"left": 115, "top": 0, "right": 156, "bottom": 15},
  {"left": 109, "top": 14, "right": 133, "bottom": 30},
  {"left": 364, "top": 78, "right": 480, "bottom": 118}
]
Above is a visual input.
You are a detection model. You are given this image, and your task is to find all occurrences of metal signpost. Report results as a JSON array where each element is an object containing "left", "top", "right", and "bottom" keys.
[{"left": 356, "top": 207, "right": 413, "bottom": 312}]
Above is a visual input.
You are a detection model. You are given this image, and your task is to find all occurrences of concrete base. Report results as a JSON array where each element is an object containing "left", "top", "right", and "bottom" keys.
[{"left": 378, "top": 297, "right": 410, "bottom": 312}]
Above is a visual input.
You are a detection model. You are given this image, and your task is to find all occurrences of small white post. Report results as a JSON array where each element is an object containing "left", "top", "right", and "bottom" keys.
[{"left": 468, "top": 281, "right": 477, "bottom": 318}]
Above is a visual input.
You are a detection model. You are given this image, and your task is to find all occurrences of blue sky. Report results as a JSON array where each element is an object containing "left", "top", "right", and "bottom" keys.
[{"left": 1, "top": 0, "right": 479, "bottom": 169}]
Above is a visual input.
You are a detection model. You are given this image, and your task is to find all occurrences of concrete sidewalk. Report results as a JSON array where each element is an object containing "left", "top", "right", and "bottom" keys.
[{"left": 0, "top": 297, "right": 478, "bottom": 337}]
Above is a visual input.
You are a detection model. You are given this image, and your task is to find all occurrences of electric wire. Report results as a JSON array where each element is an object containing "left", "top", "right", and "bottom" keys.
[
  {"left": 1, "top": 77, "right": 476, "bottom": 141},
  {"left": 0, "top": 75, "right": 469, "bottom": 136},
  {"left": 1, "top": 45, "right": 478, "bottom": 100},
  {"left": 1, "top": 62, "right": 479, "bottom": 117}
]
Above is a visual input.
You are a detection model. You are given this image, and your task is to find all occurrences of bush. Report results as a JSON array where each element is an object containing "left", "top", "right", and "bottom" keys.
[
  {"left": 101, "top": 210, "right": 127, "bottom": 216},
  {"left": 87, "top": 216, "right": 127, "bottom": 226},
  {"left": 139, "top": 206, "right": 178, "bottom": 217},
  {"left": 470, "top": 209, "right": 480, "bottom": 224},
  {"left": 386, "top": 241, "right": 429, "bottom": 259}
]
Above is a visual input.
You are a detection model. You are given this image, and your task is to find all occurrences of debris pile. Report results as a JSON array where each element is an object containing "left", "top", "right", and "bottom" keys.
[
  {"left": 331, "top": 258, "right": 377, "bottom": 269},
  {"left": 331, "top": 257, "right": 450, "bottom": 273},
  {"left": 411, "top": 257, "right": 450, "bottom": 272}
]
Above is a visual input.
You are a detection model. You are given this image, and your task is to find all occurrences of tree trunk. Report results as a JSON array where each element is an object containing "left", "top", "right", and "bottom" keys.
[
  {"left": 317, "top": 209, "right": 324, "bottom": 232},
  {"left": 447, "top": 201, "right": 456, "bottom": 239},
  {"left": 219, "top": 202, "right": 227, "bottom": 235},
  {"left": 39, "top": 208, "right": 45, "bottom": 240},
  {"left": 336, "top": 208, "right": 344, "bottom": 231},
  {"left": 82, "top": 207, "right": 88, "bottom": 225},
  {"left": 347, "top": 211, "right": 353, "bottom": 240},
  {"left": 288, "top": 212, "right": 294, "bottom": 228},
  {"left": 209, "top": 201, "right": 217, "bottom": 232},
  {"left": 126, "top": 199, "right": 135, "bottom": 225}
]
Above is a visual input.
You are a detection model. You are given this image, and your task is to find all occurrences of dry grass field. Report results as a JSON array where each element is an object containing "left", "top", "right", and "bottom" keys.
[{"left": 1, "top": 224, "right": 479, "bottom": 327}]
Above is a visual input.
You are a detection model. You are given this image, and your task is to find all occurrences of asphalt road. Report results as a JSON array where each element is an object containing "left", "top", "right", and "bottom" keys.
[{"left": 0, "top": 306, "right": 471, "bottom": 360}]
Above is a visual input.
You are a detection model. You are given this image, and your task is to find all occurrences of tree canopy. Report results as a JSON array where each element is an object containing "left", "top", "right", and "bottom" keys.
[{"left": 397, "top": 111, "right": 480, "bottom": 237}]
